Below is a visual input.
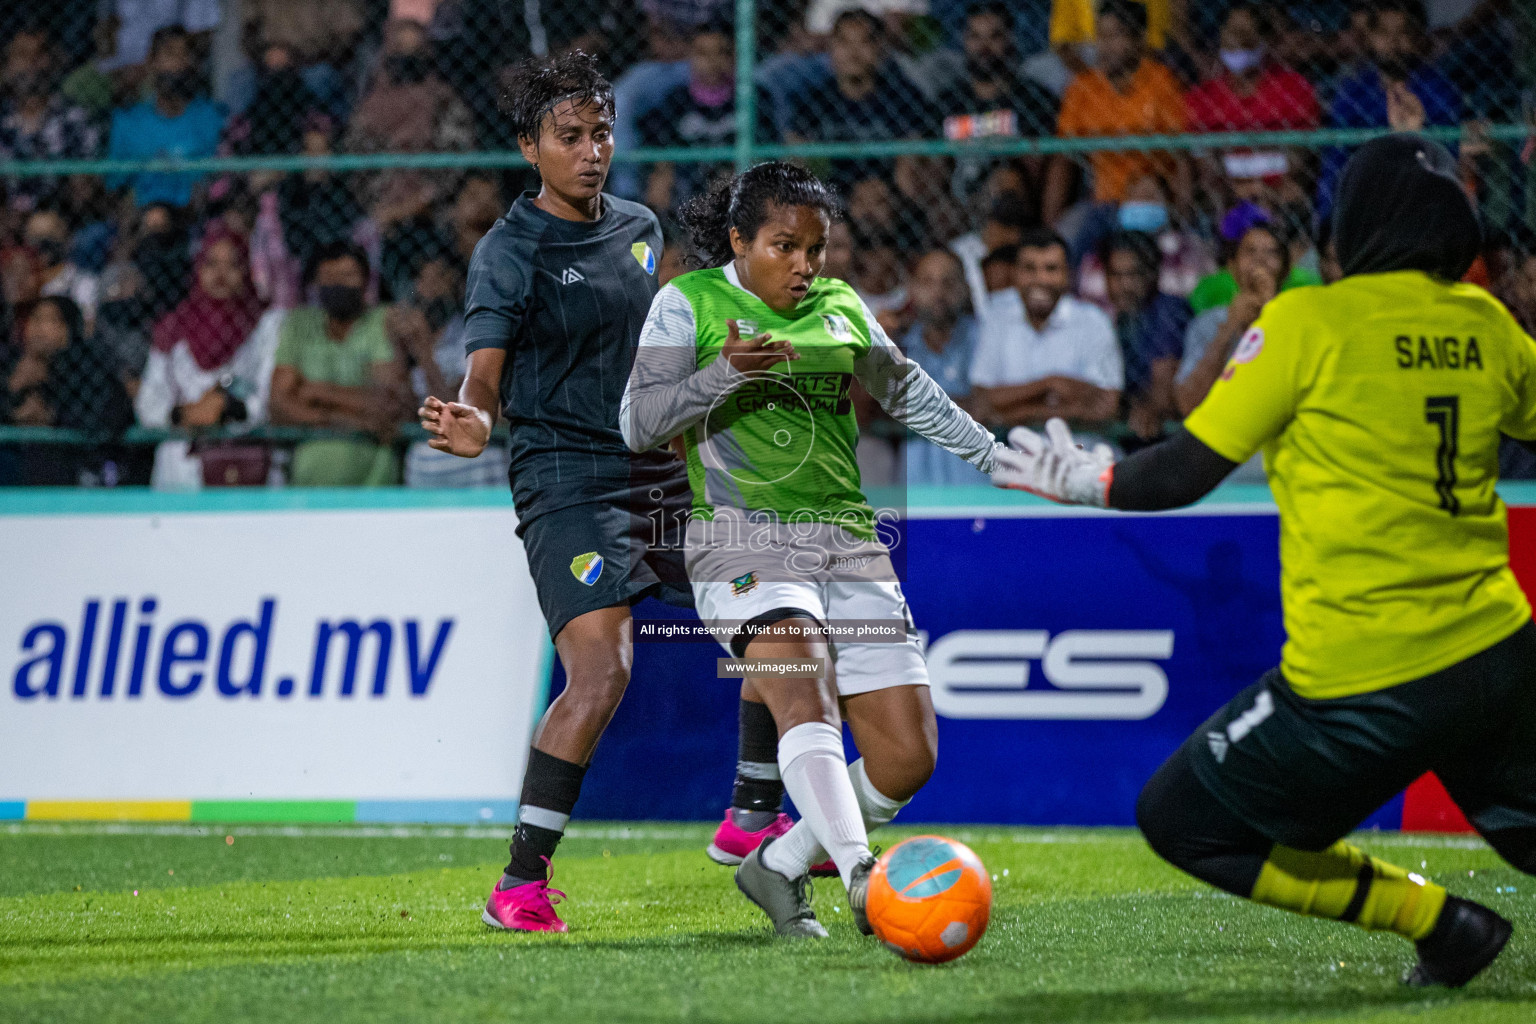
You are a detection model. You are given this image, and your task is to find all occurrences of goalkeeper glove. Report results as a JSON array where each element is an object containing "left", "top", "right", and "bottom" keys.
[{"left": 990, "top": 417, "right": 1115, "bottom": 507}]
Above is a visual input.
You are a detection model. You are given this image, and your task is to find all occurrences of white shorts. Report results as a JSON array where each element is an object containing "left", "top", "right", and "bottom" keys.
[{"left": 687, "top": 517, "right": 929, "bottom": 697}]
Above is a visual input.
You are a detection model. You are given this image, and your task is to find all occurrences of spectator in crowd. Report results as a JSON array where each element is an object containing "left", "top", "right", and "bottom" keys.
[
  {"left": 639, "top": 22, "right": 777, "bottom": 215},
  {"left": 821, "top": 218, "right": 855, "bottom": 283},
  {"left": 608, "top": 14, "right": 692, "bottom": 199},
  {"left": 346, "top": 20, "right": 473, "bottom": 301},
  {"left": 1, "top": 295, "right": 133, "bottom": 483},
  {"left": 1316, "top": 0, "right": 1461, "bottom": 219},
  {"left": 849, "top": 228, "right": 908, "bottom": 322},
  {"left": 949, "top": 190, "right": 1035, "bottom": 328},
  {"left": 224, "top": 42, "right": 329, "bottom": 157},
  {"left": 346, "top": 20, "right": 474, "bottom": 157},
  {"left": 1185, "top": 3, "right": 1320, "bottom": 206},
  {"left": 787, "top": 9, "right": 934, "bottom": 191},
  {"left": 100, "top": 0, "right": 220, "bottom": 79},
  {"left": 0, "top": 31, "right": 103, "bottom": 216},
  {"left": 980, "top": 242, "right": 1020, "bottom": 293},
  {"left": 1044, "top": 0, "right": 1190, "bottom": 241},
  {"left": 901, "top": 248, "right": 989, "bottom": 485},
  {"left": 1175, "top": 219, "right": 1288, "bottom": 417},
  {"left": 262, "top": 125, "right": 374, "bottom": 306},
  {"left": 106, "top": 26, "right": 224, "bottom": 209},
  {"left": 268, "top": 241, "right": 407, "bottom": 486},
  {"left": 936, "top": 2, "right": 1060, "bottom": 200},
  {"left": 392, "top": 255, "right": 509, "bottom": 487},
  {"left": 1495, "top": 243, "right": 1536, "bottom": 330},
  {"left": 969, "top": 228, "right": 1122, "bottom": 431},
  {"left": 128, "top": 201, "right": 195, "bottom": 321},
  {"left": 236, "top": 0, "right": 364, "bottom": 121},
  {"left": 135, "top": 226, "right": 281, "bottom": 488},
  {"left": 60, "top": 14, "right": 122, "bottom": 120},
  {"left": 1075, "top": 172, "right": 1215, "bottom": 309},
  {"left": 893, "top": 153, "right": 970, "bottom": 252},
  {"left": 1100, "top": 229, "right": 1188, "bottom": 441},
  {"left": 1188, "top": 201, "right": 1319, "bottom": 313},
  {"left": 24, "top": 210, "right": 100, "bottom": 324},
  {"left": 447, "top": 173, "right": 504, "bottom": 265}
]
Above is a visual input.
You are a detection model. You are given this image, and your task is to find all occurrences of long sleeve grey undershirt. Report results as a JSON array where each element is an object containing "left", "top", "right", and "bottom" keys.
[{"left": 622, "top": 279, "right": 1003, "bottom": 474}]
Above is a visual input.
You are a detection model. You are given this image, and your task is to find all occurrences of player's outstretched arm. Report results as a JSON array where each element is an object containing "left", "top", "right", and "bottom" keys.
[
  {"left": 419, "top": 348, "right": 499, "bottom": 458},
  {"left": 852, "top": 301, "right": 1003, "bottom": 472},
  {"left": 991, "top": 418, "right": 1236, "bottom": 510}
]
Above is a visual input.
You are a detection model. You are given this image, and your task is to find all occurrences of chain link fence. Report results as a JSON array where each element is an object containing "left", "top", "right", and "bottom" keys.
[{"left": 0, "top": 0, "right": 1532, "bottom": 487}]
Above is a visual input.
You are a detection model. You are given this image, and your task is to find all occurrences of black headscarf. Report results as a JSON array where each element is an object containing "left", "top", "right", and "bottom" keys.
[{"left": 1332, "top": 133, "right": 1481, "bottom": 281}]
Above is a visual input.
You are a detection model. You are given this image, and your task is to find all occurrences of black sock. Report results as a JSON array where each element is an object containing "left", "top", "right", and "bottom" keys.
[
  {"left": 504, "top": 748, "right": 588, "bottom": 884},
  {"left": 730, "top": 699, "right": 784, "bottom": 830}
]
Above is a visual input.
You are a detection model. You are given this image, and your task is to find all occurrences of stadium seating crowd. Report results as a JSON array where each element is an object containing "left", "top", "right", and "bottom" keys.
[{"left": 0, "top": 0, "right": 1531, "bottom": 487}]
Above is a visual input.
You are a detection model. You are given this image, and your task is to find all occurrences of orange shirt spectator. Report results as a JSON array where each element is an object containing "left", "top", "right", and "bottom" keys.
[{"left": 1057, "top": 58, "right": 1186, "bottom": 203}]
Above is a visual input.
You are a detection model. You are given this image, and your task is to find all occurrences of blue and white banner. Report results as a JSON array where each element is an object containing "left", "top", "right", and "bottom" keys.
[{"left": 0, "top": 494, "right": 545, "bottom": 808}]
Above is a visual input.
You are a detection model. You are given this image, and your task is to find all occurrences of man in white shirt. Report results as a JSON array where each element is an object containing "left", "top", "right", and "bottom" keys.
[{"left": 969, "top": 227, "right": 1122, "bottom": 429}]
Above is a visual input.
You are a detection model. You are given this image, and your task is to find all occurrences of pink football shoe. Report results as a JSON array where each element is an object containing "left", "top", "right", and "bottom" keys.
[
  {"left": 706, "top": 809, "right": 837, "bottom": 877},
  {"left": 482, "top": 862, "right": 568, "bottom": 933}
]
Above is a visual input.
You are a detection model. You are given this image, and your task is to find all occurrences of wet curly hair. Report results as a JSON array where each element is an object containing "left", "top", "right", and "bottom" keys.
[
  {"left": 499, "top": 50, "right": 615, "bottom": 143},
  {"left": 675, "top": 161, "right": 842, "bottom": 269}
]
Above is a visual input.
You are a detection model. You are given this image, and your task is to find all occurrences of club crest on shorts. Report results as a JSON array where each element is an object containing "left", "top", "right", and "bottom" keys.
[
  {"left": 570, "top": 552, "right": 604, "bottom": 586},
  {"left": 821, "top": 313, "right": 852, "bottom": 341},
  {"left": 731, "top": 572, "right": 758, "bottom": 596},
  {"left": 631, "top": 241, "right": 656, "bottom": 275}
]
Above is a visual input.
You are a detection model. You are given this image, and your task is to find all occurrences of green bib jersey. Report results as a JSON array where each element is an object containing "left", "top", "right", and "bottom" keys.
[{"left": 621, "top": 263, "right": 1000, "bottom": 541}]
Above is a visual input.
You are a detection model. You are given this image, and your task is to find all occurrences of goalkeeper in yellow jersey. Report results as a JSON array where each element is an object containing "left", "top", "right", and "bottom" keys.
[{"left": 990, "top": 133, "right": 1536, "bottom": 988}]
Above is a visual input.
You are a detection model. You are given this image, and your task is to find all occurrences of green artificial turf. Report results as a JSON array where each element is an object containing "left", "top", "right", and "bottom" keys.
[{"left": 1, "top": 823, "right": 1532, "bottom": 1023}]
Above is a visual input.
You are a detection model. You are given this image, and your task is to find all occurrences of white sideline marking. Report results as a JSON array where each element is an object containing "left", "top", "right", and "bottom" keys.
[{"left": 0, "top": 822, "right": 1495, "bottom": 851}]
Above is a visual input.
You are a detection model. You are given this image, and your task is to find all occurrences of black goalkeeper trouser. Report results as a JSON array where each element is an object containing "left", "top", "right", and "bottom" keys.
[{"left": 1138, "top": 622, "right": 1536, "bottom": 895}]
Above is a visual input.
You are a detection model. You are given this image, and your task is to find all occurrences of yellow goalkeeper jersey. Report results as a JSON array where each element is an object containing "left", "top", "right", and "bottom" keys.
[{"left": 1185, "top": 270, "right": 1536, "bottom": 699}]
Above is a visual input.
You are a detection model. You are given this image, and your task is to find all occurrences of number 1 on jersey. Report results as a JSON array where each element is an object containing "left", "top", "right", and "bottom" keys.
[{"left": 1425, "top": 396, "right": 1460, "bottom": 516}]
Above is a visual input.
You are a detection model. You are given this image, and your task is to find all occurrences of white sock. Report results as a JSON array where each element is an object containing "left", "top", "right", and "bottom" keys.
[
  {"left": 762, "top": 722, "right": 869, "bottom": 888},
  {"left": 765, "top": 758, "right": 910, "bottom": 881}
]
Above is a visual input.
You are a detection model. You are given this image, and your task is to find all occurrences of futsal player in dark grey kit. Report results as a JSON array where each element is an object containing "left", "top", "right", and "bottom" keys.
[{"left": 419, "top": 51, "right": 693, "bottom": 932}]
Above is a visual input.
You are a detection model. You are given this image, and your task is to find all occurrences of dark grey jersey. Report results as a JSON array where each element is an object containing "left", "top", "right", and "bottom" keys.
[{"left": 463, "top": 192, "right": 681, "bottom": 523}]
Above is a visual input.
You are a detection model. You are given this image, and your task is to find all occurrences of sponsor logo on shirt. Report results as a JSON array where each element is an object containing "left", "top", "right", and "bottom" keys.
[
  {"left": 736, "top": 319, "right": 759, "bottom": 338},
  {"left": 632, "top": 242, "right": 656, "bottom": 275},
  {"left": 731, "top": 572, "right": 759, "bottom": 597},
  {"left": 559, "top": 268, "right": 586, "bottom": 285},
  {"left": 821, "top": 313, "right": 852, "bottom": 341},
  {"left": 570, "top": 552, "right": 604, "bottom": 585}
]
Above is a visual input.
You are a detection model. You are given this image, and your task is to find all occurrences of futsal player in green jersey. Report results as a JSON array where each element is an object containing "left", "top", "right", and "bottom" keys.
[
  {"left": 621, "top": 162, "right": 1003, "bottom": 937},
  {"left": 992, "top": 134, "right": 1536, "bottom": 987}
]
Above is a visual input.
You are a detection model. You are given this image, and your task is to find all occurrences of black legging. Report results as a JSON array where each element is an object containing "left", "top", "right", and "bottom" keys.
[
  {"left": 1138, "top": 743, "right": 1536, "bottom": 893},
  {"left": 1136, "top": 745, "right": 1274, "bottom": 897}
]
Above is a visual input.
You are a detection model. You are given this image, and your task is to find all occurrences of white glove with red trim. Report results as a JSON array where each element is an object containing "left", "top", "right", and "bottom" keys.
[{"left": 989, "top": 418, "right": 1115, "bottom": 507}]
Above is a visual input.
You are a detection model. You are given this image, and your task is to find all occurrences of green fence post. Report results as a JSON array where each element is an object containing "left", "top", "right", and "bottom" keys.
[{"left": 735, "top": 0, "right": 758, "bottom": 171}]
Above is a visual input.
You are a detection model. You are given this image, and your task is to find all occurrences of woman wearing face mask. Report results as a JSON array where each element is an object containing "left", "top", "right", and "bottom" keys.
[
  {"left": 0, "top": 56, "right": 102, "bottom": 216},
  {"left": 1185, "top": 4, "right": 1319, "bottom": 205},
  {"left": 1076, "top": 172, "right": 1214, "bottom": 310},
  {"left": 136, "top": 226, "right": 283, "bottom": 488},
  {"left": 268, "top": 240, "right": 408, "bottom": 486}
]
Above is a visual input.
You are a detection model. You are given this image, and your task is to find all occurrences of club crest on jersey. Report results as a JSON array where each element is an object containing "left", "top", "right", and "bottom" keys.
[
  {"left": 1220, "top": 326, "right": 1264, "bottom": 381},
  {"left": 731, "top": 572, "right": 759, "bottom": 596},
  {"left": 632, "top": 241, "right": 656, "bottom": 275},
  {"left": 821, "top": 313, "right": 852, "bottom": 341},
  {"left": 570, "top": 552, "right": 604, "bottom": 586}
]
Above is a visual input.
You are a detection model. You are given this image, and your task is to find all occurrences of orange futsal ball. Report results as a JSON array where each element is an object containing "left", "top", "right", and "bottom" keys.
[{"left": 866, "top": 835, "right": 992, "bottom": 963}]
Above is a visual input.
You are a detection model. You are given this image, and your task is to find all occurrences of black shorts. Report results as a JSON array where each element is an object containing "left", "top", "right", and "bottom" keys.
[
  {"left": 517, "top": 470, "right": 694, "bottom": 640},
  {"left": 1184, "top": 620, "right": 1536, "bottom": 851}
]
